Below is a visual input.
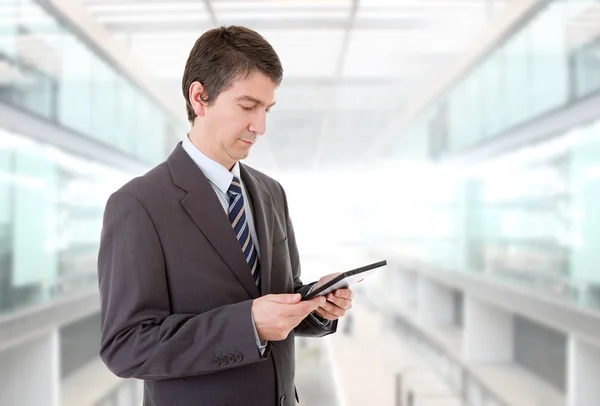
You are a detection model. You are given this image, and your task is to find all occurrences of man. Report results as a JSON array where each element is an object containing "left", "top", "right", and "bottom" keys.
[{"left": 97, "top": 26, "right": 353, "bottom": 406}]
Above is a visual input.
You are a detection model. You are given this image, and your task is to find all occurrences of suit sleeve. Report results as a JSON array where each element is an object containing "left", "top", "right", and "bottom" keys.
[
  {"left": 97, "top": 189, "right": 269, "bottom": 380},
  {"left": 277, "top": 185, "right": 338, "bottom": 337}
]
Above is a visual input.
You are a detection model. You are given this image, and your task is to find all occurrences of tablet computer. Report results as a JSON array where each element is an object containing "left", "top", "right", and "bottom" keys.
[{"left": 302, "top": 260, "right": 387, "bottom": 300}]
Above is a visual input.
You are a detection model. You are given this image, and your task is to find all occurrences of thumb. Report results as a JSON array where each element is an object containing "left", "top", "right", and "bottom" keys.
[{"left": 269, "top": 293, "right": 302, "bottom": 304}]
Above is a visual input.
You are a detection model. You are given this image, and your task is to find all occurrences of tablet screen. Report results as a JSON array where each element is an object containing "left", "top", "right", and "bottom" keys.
[{"left": 302, "top": 260, "right": 387, "bottom": 300}]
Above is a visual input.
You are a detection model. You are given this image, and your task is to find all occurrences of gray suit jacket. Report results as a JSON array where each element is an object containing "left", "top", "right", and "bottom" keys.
[{"left": 97, "top": 143, "right": 337, "bottom": 406}]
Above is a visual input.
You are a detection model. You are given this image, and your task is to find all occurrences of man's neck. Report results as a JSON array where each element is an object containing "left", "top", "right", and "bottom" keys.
[{"left": 187, "top": 130, "right": 235, "bottom": 171}]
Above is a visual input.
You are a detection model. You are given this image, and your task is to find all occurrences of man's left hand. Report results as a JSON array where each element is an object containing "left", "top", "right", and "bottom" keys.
[{"left": 315, "top": 288, "right": 353, "bottom": 320}]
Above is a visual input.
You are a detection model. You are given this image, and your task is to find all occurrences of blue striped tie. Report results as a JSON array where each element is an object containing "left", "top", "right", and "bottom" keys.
[{"left": 228, "top": 176, "right": 260, "bottom": 286}]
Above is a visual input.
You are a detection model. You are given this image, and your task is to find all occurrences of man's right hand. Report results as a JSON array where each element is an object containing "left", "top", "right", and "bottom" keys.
[{"left": 251, "top": 293, "right": 326, "bottom": 341}]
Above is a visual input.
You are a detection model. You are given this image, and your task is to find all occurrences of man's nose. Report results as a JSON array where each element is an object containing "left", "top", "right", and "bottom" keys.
[{"left": 248, "top": 111, "right": 267, "bottom": 135}]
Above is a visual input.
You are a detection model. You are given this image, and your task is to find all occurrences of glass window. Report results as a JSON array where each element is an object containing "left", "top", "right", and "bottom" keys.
[
  {"left": 448, "top": 80, "right": 468, "bottom": 152},
  {"left": 14, "top": 1, "right": 62, "bottom": 119},
  {"left": 572, "top": 38, "right": 600, "bottom": 98},
  {"left": 413, "top": 0, "right": 600, "bottom": 158},
  {"left": 410, "top": 113, "right": 431, "bottom": 159},
  {"left": 116, "top": 76, "right": 137, "bottom": 155},
  {"left": 480, "top": 48, "right": 505, "bottom": 138},
  {"left": 12, "top": 140, "right": 59, "bottom": 301},
  {"left": 0, "top": 0, "right": 19, "bottom": 105},
  {"left": 568, "top": 120, "right": 600, "bottom": 287},
  {"left": 58, "top": 35, "right": 92, "bottom": 135},
  {"left": 530, "top": 0, "right": 569, "bottom": 116},
  {"left": 0, "top": 0, "right": 18, "bottom": 58},
  {"left": 145, "top": 102, "right": 162, "bottom": 164},
  {"left": 91, "top": 57, "right": 117, "bottom": 145},
  {"left": 444, "top": 117, "right": 600, "bottom": 310},
  {"left": 565, "top": 0, "right": 600, "bottom": 98},
  {"left": 503, "top": 24, "right": 531, "bottom": 129},
  {"left": 134, "top": 92, "right": 151, "bottom": 160},
  {"left": 0, "top": 0, "right": 184, "bottom": 164},
  {"left": 463, "top": 66, "right": 483, "bottom": 148}
]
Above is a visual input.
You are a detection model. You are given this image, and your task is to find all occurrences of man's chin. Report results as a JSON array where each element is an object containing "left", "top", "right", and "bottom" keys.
[{"left": 236, "top": 150, "right": 250, "bottom": 161}]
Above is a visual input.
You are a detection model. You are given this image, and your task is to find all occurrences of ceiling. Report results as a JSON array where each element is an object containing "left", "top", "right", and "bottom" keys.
[{"left": 79, "top": 0, "right": 508, "bottom": 171}]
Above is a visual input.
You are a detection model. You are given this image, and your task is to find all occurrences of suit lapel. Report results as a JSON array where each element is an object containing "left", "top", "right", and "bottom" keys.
[
  {"left": 168, "top": 143, "right": 260, "bottom": 298},
  {"left": 240, "top": 164, "right": 274, "bottom": 296}
]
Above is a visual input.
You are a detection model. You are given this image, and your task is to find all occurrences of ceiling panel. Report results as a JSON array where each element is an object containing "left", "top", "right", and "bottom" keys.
[
  {"left": 343, "top": 29, "right": 468, "bottom": 78},
  {"left": 85, "top": 1, "right": 209, "bottom": 24},
  {"left": 260, "top": 29, "right": 345, "bottom": 78},
  {"left": 78, "top": 0, "right": 509, "bottom": 170},
  {"left": 212, "top": 0, "right": 352, "bottom": 28},
  {"left": 97, "top": 14, "right": 209, "bottom": 25},
  {"left": 211, "top": 0, "right": 352, "bottom": 12},
  {"left": 85, "top": 2, "right": 208, "bottom": 13}
]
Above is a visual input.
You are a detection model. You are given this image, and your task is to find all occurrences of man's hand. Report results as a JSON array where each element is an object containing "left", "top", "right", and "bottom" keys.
[
  {"left": 312, "top": 273, "right": 353, "bottom": 321},
  {"left": 314, "top": 289, "right": 353, "bottom": 320},
  {"left": 252, "top": 294, "right": 326, "bottom": 341}
]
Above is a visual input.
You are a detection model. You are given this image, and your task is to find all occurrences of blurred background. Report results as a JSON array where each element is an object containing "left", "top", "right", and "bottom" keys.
[{"left": 1, "top": 0, "right": 600, "bottom": 405}]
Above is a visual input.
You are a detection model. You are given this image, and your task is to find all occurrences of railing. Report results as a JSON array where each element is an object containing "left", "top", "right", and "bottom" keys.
[
  {"left": 397, "top": 254, "right": 600, "bottom": 317},
  {"left": 363, "top": 296, "right": 509, "bottom": 406},
  {"left": 0, "top": 227, "right": 99, "bottom": 316},
  {"left": 392, "top": 314, "right": 508, "bottom": 406}
]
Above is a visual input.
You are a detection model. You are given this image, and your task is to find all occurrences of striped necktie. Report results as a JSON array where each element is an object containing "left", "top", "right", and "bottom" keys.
[{"left": 228, "top": 176, "right": 260, "bottom": 286}]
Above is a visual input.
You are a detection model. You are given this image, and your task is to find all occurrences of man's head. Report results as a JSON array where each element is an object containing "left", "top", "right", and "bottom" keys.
[{"left": 182, "top": 26, "right": 283, "bottom": 169}]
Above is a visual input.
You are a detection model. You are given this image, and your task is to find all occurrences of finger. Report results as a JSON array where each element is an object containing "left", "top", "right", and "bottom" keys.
[
  {"left": 319, "top": 300, "right": 346, "bottom": 318},
  {"left": 332, "top": 288, "right": 353, "bottom": 300},
  {"left": 313, "top": 272, "right": 341, "bottom": 290},
  {"left": 326, "top": 294, "right": 352, "bottom": 310},
  {"left": 287, "top": 296, "right": 326, "bottom": 317},
  {"left": 314, "top": 307, "right": 338, "bottom": 321},
  {"left": 319, "top": 272, "right": 342, "bottom": 284},
  {"left": 268, "top": 293, "right": 301, "bottom": 304}
]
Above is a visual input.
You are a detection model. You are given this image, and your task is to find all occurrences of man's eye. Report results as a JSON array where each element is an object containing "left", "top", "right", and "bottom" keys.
[{"left": 241, "top": 105, "right": 254, "bottom": 111}]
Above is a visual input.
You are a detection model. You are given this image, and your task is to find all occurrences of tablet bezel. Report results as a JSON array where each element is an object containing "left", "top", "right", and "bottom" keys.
[{"left": 302, "top": 260, "right": 387, "bottom": 300}]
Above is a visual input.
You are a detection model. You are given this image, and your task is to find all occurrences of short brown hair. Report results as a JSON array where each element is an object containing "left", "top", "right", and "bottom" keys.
[{"left": 182, "top": 26, "right": 283, "bottom": 123}]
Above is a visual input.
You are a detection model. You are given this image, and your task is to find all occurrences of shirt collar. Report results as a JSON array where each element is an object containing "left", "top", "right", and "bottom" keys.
[{"left": 182, "top": 135, "right": 241, "bottom": 194}]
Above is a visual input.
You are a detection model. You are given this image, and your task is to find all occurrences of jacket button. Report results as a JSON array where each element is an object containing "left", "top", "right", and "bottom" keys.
[
  {"left": 212, "top": 357, "right": 220, "bottom": 367},
  {"left": 219, "top": 355, "right": 228, "bottom": 365},
  {"left": 279, "top": 395, "right": 286, "bottom": 405},
  {"left": 227, "top": 354, "right": 235, "bottom": 364},
  {"left": 234, "top": 352, "right": 243, "bottom": 362}
]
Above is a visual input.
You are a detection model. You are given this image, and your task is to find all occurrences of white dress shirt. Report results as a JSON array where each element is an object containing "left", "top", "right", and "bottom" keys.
[
  {"left": 181, "top": 136, "right": 267, "bottom": 354},
  {"left": 182, "top": 136, "right": 260, "bottom": 258}
]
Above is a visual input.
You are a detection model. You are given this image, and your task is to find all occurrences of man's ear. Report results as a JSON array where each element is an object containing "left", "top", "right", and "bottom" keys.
[{"left": 189, "top": 81, "right": 206, "bottom": 117}]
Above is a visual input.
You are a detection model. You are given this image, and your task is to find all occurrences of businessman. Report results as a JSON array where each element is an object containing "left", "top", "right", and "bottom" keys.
[{"left": 97, "top": 26, "right": 353, "bottom": 406}]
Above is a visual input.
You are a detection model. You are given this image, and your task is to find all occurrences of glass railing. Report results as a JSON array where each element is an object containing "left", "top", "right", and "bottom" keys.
[
  {"left": 0, "top": 127, "right": 135, "bottom": 317},
  {"left": 384, "top": 115, "right": 600, "bottom": 313}
]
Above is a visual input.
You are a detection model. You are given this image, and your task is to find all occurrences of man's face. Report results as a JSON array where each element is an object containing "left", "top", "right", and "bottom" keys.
[{"left": 202, "top": 71, "right": 276, "bottom": 168}]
